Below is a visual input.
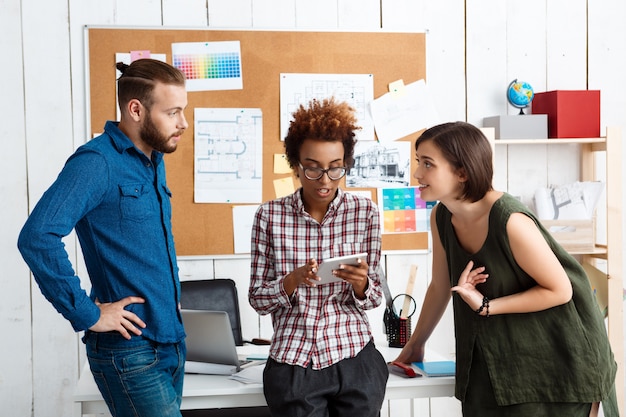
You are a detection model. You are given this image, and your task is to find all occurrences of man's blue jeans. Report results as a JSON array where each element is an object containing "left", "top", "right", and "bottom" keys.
[{"left": 83, "top": 331, "right": 186, "bottom": 417}]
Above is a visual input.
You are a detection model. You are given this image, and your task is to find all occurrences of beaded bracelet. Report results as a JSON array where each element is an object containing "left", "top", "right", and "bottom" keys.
[{"left": 475, "top": 296, "right": 490, "bottom": 317}]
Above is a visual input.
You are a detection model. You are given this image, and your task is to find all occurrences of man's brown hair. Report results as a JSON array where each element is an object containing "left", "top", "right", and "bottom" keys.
[{"left": 116, "top": 59, "right": 186, "bottom": 111}]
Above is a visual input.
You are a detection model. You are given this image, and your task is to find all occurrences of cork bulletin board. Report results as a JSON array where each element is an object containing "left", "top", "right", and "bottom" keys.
[{"left": 86, "top": 27, "right": 427, "bottom": 255}]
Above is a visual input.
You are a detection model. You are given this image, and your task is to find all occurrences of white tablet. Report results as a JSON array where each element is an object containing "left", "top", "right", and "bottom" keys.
[{"left": 315, "top": 252, "right": 368, "bottom": 285}]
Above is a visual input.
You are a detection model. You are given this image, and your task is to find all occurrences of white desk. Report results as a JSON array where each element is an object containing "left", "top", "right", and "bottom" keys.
[{"left": 74, "top": 346, "right": 455, "bottom": 415}]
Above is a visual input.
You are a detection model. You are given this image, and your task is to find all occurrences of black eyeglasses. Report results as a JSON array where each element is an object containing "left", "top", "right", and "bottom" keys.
[{"left": 298, "top": 163, "right": 347, "bottom": 180}]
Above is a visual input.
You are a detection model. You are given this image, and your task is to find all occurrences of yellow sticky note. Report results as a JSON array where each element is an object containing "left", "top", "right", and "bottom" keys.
[
  {"left": 274, "top": 154, "right": 292, "bottom": 174},
  {"left": 274, "top": 177, "right": 295, "bottom": 198},
  {"left": 388, "top": 79, "right": 406, "bottom": 98}
]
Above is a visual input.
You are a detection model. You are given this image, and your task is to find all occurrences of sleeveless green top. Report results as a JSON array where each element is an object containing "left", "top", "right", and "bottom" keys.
[{"left": 436, "top": 193, "right": 617, "bottom": 409}]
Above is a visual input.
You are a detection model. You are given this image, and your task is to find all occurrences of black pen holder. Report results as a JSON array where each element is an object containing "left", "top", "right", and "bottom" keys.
[{"left": 383, "top": 294, "right": 415, "bottom": 348}]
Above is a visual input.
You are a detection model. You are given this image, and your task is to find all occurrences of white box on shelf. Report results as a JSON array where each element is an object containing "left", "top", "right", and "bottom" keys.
[{"left": 483, "top": 114, "right": 547, "bottom": 139}]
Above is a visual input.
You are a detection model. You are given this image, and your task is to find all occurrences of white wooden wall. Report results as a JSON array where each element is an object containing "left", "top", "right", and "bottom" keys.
[{"left": 2, "top": 1, "right": 625, "bottom": 416}]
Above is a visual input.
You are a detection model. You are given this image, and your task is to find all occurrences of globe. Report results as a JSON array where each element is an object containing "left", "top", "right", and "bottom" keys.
[{"left": 507, "top": 79, "right": 534, "bottom": 114}]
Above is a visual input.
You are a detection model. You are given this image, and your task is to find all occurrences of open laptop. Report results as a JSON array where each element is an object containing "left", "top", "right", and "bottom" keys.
[{"left": 181, "top": 309, "right": 256, "bottom": 375}]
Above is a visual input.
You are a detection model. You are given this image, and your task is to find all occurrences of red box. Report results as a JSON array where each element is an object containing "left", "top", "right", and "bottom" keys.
[{"left": 531, "top": 90, "right": 600, "bottom": 138}]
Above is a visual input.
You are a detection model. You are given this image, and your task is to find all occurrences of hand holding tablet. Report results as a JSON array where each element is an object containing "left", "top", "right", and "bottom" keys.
[{"left": 315, "top": 253, "right": 368, "bottom": 284}]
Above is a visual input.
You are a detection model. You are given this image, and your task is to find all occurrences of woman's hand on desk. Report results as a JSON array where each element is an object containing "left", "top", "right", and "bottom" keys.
[{"left": 394, "top": 341, "right": 425, "bottom": 365}]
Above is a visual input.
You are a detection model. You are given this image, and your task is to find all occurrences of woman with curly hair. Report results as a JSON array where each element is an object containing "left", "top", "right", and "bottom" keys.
[{"left": 249, "top": 98, "right": 389, "bottom": 417}]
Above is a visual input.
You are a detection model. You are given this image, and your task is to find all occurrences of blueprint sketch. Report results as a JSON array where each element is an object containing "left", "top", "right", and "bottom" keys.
[
  {"left": 194, "top": 108, "right": 263, "bottom": 203},
  {"left": 279, "top": 73, "right": 375, "bottom": 142}
]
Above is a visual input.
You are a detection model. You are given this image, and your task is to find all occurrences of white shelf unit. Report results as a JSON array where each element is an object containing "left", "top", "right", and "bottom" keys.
[{"left": 484, "top": 127, "right": 624, "bottom": 414}]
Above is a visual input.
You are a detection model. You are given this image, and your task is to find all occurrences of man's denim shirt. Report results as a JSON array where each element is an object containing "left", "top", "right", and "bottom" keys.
[{"left": 18, "top": 121, "right": 185, "bottom": 343}]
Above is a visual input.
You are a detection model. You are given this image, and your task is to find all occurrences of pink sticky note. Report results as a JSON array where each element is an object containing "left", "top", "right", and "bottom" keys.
[{"left": 130, "top": 50, "right": 151, "bottom": 62}]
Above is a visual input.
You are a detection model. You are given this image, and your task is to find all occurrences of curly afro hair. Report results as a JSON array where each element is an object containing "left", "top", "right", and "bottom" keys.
[{"left": 284, "top": 97, "right": 361, "bottom": 169}]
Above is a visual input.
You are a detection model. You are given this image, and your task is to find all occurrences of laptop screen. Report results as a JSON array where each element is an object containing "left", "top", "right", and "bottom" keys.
[{"left": 181, "top": 309, "right": 241, "bottom": 367}]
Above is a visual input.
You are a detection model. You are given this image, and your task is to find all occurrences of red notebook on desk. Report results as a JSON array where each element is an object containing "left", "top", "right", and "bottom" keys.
[{"left": 388, "top": 361, "right": 420, "bottom": 378}]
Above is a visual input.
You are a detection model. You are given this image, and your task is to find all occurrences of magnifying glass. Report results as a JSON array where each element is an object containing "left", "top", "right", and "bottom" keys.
[{"left": 391, "top": 293, "right": 416, "bottom": 318}]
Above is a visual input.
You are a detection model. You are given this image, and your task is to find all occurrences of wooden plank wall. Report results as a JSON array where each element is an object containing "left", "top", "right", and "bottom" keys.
[{"left": 2, "top": 0, "right": 625, "bottom": 416}]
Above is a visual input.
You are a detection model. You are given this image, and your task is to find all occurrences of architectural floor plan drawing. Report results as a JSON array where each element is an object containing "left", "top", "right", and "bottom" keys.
[
  {"left": 280, "top": 73, "right": 375, "bottom": 142},
  {"left": 194, "top": 108, "right": 263, "bottom": 203}
]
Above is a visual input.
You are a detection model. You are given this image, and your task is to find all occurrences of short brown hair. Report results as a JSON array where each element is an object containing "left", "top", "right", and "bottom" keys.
[
  {"left": 116, "top": 59, "right": 186, "bottom": 111},
  {"left": 284, "top": 97, "right": 360, "bottom": 169},
  {"left": 415, "top": 122, "right": 493, "bottom": 202}
]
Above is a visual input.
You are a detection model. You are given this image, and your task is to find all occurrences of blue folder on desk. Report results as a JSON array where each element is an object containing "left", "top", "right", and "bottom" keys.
[{"left": 413, "top": 361, "right": 456, "bottom": 377}]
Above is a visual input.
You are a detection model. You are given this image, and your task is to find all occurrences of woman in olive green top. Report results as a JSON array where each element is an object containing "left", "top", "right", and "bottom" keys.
[{"left": 395, "top": 122, "right": 617, "bottom": 416}]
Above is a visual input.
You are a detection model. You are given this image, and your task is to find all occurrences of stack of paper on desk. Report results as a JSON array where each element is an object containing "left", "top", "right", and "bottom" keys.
[
  {"left": 185, "top": 361, "right": 238, "bottom": 375},
  {"left": 229, "top": 363, "right": 265, "bottom": 384}
]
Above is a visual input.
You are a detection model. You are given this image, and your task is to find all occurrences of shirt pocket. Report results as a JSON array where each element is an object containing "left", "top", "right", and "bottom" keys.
[
  {"left": 119, "top": 183, "right": 155, "bottom": 222},
  {"left": 331, "top": 242, "right": 363, "bottom": 258},
  {"left": 160, "top": 183, "right": 173, "bottom": 218}
]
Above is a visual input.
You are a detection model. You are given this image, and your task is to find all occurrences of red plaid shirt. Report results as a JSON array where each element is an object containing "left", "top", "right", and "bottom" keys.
[{"left": 249, "top": 188, "right": 383, "bottom": 370}]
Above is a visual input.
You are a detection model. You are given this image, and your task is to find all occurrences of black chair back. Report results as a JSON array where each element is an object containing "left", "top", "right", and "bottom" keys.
[{"left": 180, "top": 279, "right": 244, "bottom": 346}]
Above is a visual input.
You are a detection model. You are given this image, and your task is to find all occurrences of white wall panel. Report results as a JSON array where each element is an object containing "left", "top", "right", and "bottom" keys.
[
  {"left": 0, "top": 0, "right": 32, "bottom": 414},
  {"left": 588, "top": 0, "right": 626, "bottom": 405},
  {"left": 295, "top": 0, "right": 338, "bottom": 28},
  {"left": 69, "top": 0, "right": 116, "bottom": 145},
  {"left": 386, "top": 398, "right": 411, "bottom": 417},
  {"left": 506, "top": 1, "right": 546, "bottom": 114},
  {"left": 21, "top": 0, "right": 80, "bottom": 413},
  {"left": 163, "top": 0, "right": 209, "bottom": 26},
  {"left": 423, "top": 0, "right": 465, "bottom": 123},
  {"left": 209, "top": 0, "right": 253, "bottom": 27},
  {"left": 252, "top": 0, "right": 296, "bottom": 28},
  {"left": 588, "top": 0, "right": 626, "bottom": 132},
  {"left": 115, "top": 0, "right": 163, "bottom": 25},
  {"left": 380, "top": 0, "right": 425, "bottom": 31},
  {"left": 431, "top": 396, "right": 462, "bottom": 415},
  {"left": 178, "top": 257, "right": 216, "bottom": 281},
  {"left": 466, "top": 0, "right": 507, "bottom": 126},
  {"left": 338, "top": 0, "right": 380, "bottom": 29},
  {"left": 504, "top": 144, "right": 549, "bottom": 207},
  {"left": 546, "top": 0, "right": 588, "bottom": 90},
  {"left": 545, "top": 144, "right": 580, "bottom": 187},
  {"left": 492, "top": 146, "right": 508, "bottom": 192}
]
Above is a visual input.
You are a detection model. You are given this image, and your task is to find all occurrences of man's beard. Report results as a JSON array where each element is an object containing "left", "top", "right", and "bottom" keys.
[{"left": 139, "top": 111, "right": 180, "bottom": 154}]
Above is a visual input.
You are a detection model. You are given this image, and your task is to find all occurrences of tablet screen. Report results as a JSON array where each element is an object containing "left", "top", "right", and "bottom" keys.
[{"left": 315, "top": 252, "right": 368, "bottom": 285}]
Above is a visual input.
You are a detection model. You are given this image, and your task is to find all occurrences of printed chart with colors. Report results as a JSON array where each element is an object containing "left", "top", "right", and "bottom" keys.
[{"left": 172, "top": 41, "right": 243, "bottom": 91}]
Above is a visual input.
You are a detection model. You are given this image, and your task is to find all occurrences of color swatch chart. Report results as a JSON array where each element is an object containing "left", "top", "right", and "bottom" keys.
[
  {"left": 379, "top": 187, "right": 435, "bottom": 233},
  {"left": 172, "top": 41, "right": 243, "bottom": 91},
  {"left": 173, "top": 52, "right": 241, "bottom": 80}
]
